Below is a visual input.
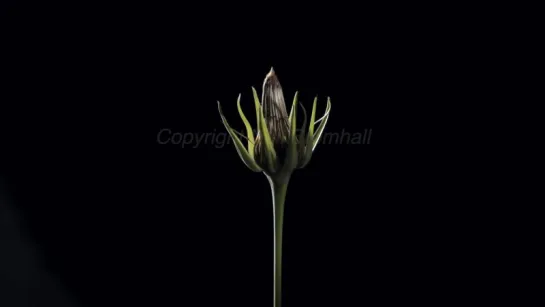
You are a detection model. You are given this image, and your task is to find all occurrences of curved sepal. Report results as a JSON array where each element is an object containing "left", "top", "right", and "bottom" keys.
[
  {"left": 252, "top": 87, "right": 277, "bottom": 172},
  {"left": 299, "top": 96, "right": 319, "bottom": 168},
  {"left": 312, "top": 97, "right": 331, "bottom": 151},
  {"left": 217, "top": 101, "right": 262, "bottom": 172},
  {"left": 236, "top": 93, "right": 255, "bottom": 158},
  {"left": 251, "top": 87, "right": 261, "bottom": 129},
  {"left": 288, "top": 91, "right": 298, "bottom": 123},
  {"left": 296, "top": 102, "right": 308, "bottom": 168},
  {"left": 280, "top": 92, "right": 299, "bottom": 176}
]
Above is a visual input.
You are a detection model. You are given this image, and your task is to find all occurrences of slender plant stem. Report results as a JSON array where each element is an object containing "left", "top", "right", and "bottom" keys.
[{"left": 267, "top": 175, "right": 289, "bottom": 307}]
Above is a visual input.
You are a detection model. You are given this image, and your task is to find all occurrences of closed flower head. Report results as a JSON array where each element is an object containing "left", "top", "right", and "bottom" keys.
[{"left": 217, "top": 67, "right": 331, "bottom": 183}]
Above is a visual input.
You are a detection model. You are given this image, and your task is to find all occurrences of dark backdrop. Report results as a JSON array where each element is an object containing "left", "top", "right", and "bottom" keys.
[{"left": 1, "top": 2, "right": 477, "bottom": 306}]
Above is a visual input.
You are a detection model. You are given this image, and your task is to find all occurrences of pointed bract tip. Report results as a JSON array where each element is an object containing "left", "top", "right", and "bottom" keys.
[{"left": 267, "top": 66, "right": 275, "bottom": 77}]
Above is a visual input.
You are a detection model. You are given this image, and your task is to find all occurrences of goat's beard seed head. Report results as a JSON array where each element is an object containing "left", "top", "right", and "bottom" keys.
[{"left": 255, "top": 67, "right": 291, "bottom": 173}]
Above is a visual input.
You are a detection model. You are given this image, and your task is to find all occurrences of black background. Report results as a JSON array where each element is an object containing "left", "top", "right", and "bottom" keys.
[{"left": 1, "top": 2, "right": 487, "bottom": 306}]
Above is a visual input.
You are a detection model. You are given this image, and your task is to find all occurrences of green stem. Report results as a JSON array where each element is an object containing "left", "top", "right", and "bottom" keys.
[{"left": 267, "top": 175, "right": 289, "bottom": 307}]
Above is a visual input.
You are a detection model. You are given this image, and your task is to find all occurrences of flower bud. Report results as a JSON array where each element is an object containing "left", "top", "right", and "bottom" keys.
[
  {"left": 255, "top": 67, "right": 290, "bottom": 173},
  {"left": 217, "top": 68, "right": 331, "bottom": 182}
]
